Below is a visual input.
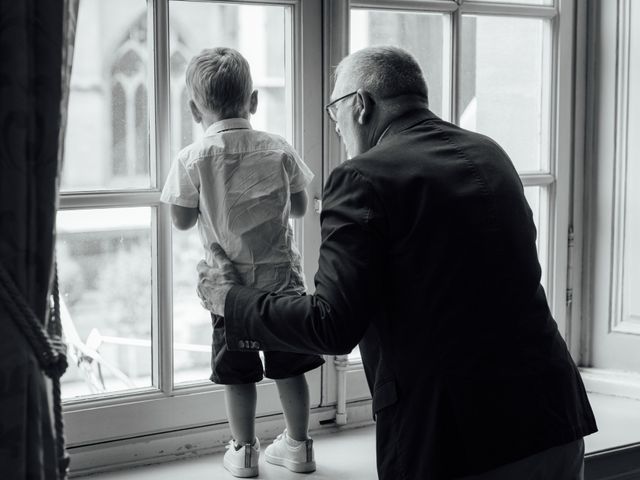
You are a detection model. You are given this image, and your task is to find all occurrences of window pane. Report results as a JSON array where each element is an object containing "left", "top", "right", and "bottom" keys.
[
  {"left": 172, "top": 228, "right": 213, "bottom": 385},
  {"left": 62, "top": 0, "right": 150, "bottom": 192},
  {"left": 524, "top": 185, "right": 548, "bottom": 292},
  {"left": 168, "top": 2, "right": 291, "bottom": 160},
  {"left": 350, "top": 9, "right": 451, "bottom": 120},
  {"left": 460, "top": 16, "right": 551, "bottom": 173},
  {"left": 57, "top": 208, "right": 153, "bottom": 399},
  {"left": 167, "top": 2, "right": 292, "bottom": 385}
]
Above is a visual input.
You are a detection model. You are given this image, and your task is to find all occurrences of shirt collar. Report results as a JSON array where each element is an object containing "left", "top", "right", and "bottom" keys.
[
  {"left": 205, "top": 118, "right": 252, "bottom": 136},
  {"left": 376, "top": 108, "right": 438, "bottom": 147}
]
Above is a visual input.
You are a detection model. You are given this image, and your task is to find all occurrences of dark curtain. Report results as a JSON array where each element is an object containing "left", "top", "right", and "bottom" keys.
[{"left": 0, "top": 0, "right": 77, "bottom": 478}]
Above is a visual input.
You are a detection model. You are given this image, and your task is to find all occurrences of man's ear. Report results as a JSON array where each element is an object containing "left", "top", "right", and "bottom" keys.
[
  {"left": 249, "top": 90, "right": 258, "bottom": 115},
  {"left": 355, "top": 88, "right": 374, "bottom": 125},
  {"left": 189, "top": 100, "right": 203, "bottom": 124}
]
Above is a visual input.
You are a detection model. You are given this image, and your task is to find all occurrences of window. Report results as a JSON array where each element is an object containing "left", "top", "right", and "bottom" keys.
[
  {"left": 351, "top": 9, "right": 451, "bottom": 120},
  {"left": 58, "top": 208, "right": 153, "bottom": 398},
  {"left": 343, "top": 0, "right": 562, "bottom": 367},
  {"left": 59, "top": 0, "right": 323, "bottom": 461},
  {"left": 61, "top": 1, "right": 153, "bottom": 400},
  {"left": 62, "top": 1, "right": 150, "bottom": 192},
  {"left": 59, "top": 0, "right": 581, "bottom": 472}
]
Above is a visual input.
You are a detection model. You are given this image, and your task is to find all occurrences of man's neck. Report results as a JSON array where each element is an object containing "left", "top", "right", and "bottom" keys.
[{"left": 369, "top": 97, "right": 430, "bottom": 147}]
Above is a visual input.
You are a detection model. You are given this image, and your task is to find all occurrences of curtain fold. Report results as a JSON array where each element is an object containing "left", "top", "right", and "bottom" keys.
[{"left": 0, "top": 0, "right": 78, "bottom": 478}]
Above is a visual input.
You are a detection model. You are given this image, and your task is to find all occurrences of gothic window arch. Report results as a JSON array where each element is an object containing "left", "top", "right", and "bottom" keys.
[
  {"left": 111, "top": 15, "right": 148, "bottom": 178},
  {"left": 110, "top": 16, "right": 193, "bottom": 179}
]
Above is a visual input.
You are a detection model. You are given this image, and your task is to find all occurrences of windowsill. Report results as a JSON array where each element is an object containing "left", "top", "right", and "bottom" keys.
[
  {"left": 75, "top": 423, "right": 378, "bottom": 480},
  {"left": 581, "top": 368, "right": 640, "bottom": 401},
  {"left": 585, "top": 392, "right": 640, "bottom": 454}
]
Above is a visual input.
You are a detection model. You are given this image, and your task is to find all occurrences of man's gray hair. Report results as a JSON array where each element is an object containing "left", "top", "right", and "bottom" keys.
[
  {"left": 185, "top": 47, "right": 253, "bottom": 118},
  {"left": 336, "top": 46, "right": 428, "bottom": 103}
]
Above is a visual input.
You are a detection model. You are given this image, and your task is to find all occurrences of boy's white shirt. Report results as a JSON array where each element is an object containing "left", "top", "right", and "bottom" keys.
[{"left": 161, "top": 118, "right": 313, "bottom": 292}]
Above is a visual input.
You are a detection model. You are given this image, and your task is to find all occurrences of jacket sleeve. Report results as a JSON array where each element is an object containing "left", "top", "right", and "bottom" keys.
[{"left": 224, "top": 164, "right": 387, "bottom": 356}]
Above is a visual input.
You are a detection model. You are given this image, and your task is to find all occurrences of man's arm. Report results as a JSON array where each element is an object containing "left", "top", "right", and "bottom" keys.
[
  {"left": 171, "top": 204, "right": 198, "bottom": 230},
  {"left": 203, "top": 165, "right": 387, "bottom": 356}
]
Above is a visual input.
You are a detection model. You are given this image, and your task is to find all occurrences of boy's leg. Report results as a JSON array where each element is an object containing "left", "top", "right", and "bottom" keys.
[
  {"left": 275, "top": 374, "right": 310, "bottom": 441},
  {"left": 225, "top": 383, "right": 257, "bottom": 445}
]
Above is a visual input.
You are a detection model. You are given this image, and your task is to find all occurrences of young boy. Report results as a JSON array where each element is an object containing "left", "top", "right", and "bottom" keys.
[{"left": 161, "top": 47, "right": 324, "bottom": 478}]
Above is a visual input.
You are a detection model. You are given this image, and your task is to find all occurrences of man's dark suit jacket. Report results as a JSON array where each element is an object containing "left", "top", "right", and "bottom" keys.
[{"left": 224, "top": 108, "right": 597, "bottom": 479}]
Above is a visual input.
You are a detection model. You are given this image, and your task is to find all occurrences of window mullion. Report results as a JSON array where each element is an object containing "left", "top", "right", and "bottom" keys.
[
  {"left": 59, "top": 191, "right": 161, "bottom": 209},
  {"left": 351, "top": 0, "right": 458, "bottom": 13},
  {"left": 460, "top": 2, "right": 557, "bottom": 18},
  {"left": 549, "top": 0, "right": 576, "bottom": 340},
  {"left": 150, "top": 0, "right": 173, "bottom": 395}
]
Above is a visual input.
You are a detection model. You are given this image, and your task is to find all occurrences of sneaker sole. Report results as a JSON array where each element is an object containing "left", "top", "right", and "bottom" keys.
[
  {"left": 265, "top": 452, "right": 316, "bottom": 473},
  {"left": 223, "top": 458, "right": 259, "bottom": 478}
]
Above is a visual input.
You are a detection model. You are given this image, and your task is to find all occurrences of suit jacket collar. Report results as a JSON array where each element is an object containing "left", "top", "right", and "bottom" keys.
[{"left": 376, "top": 108, "right": 438, "bottom": 147}]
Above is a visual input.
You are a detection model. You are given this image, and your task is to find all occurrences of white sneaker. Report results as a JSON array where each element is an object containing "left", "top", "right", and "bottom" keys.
[
  {"left": 223, "top": 438, "right": 260, "bottom": 478},
  {"left": 265, "top": 430, "right": 316, "bottom": 473}
]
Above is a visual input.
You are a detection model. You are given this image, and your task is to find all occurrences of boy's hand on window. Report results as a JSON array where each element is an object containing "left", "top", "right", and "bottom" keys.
[{"left": 196, "top": 243, "right": 241, "bottom": 316}]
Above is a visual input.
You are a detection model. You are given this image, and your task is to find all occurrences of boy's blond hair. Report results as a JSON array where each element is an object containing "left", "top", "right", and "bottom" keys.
[{"left": 185, "top": 47, "right": 253, "bottom": 119}]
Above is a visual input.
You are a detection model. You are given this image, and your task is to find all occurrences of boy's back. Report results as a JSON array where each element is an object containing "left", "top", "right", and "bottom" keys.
[
  {"left": 161, "top": 118, "right": 313, "bottom": 292},
  {"left": 162, "top": 47, "right": 322, "bottom": 478}
]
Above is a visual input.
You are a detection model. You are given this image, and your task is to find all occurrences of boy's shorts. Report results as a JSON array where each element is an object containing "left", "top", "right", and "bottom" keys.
[{"left": 209, "top": 313, "right": 325, "bottom": 384}]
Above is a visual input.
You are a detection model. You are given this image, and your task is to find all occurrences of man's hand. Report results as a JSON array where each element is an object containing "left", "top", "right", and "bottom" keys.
[{"left": 196, "top": 243, "right": 242, "bottom": 316}]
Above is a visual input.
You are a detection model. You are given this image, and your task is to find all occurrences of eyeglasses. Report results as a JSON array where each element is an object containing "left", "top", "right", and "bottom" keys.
[{"left": 325, "top": 91, "right": 358, "bottom": 122}]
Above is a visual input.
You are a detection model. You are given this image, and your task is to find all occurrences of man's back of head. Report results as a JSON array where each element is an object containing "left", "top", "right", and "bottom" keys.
[{"left": 335, "top": 46, "right": 429, "bottom": 104}]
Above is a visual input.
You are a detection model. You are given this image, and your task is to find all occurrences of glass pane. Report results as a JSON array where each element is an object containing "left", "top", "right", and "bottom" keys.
[
  {"left": 62, "top": 0, "right": 150, "bottom": 192},
  {"left": 57, "top": 208, "right": 153, "bottom": 399},
  {"left": 172, "top": 228, "right": 213, "bottom": 385},
  {"left": 460, "top": 16, "right": 551, "bottom": 173},
  {"left": 169, "top": 2, "right": 291, "bottom": 160},
  {"left": 168, "top": 2, "right": 292, "bottom": 384},
  {"left": 524, "top": 186, "right": 540, "bottom": 238},
  {"left": 350, "top": 9, "right": 450, "bottom": 120},
  {"left": 524, "top": 185, "right": 548, "bottom": 292}
]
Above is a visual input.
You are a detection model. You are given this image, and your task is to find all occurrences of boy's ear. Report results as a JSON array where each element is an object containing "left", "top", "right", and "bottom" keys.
[
  {"left": 249, "top": 90, "right": 258, "bottom": 115},
  {"left": 355, "top": 88, "right": 374, "bottom": 125},
  {"left": 189, "top": 100, "right": 203, "bottom": 124}
]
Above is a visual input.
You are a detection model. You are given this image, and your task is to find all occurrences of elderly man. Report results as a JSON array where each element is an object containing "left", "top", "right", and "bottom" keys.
[{"left": 198, "top": 46, "right": 596, "bottom": 479}]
